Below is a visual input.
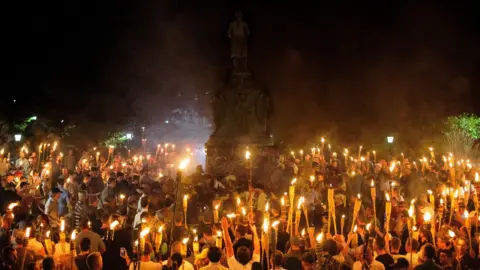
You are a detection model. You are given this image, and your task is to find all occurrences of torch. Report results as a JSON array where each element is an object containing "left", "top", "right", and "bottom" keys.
[
  {"left": 370, "top": 180, "right": 376, "bottom": 229},
  {"left": 213, "top": 203, "right": 220, "bottom": 224},
  {"left": 315, "top": 233, "right": 324, "bottom": 263},
  {"left": 464, "top": 210, "right": 472, "bottom": 250},
  {"left": 295, "top": 197, "right": 303, "bottom": 236},
  {"left": 183, "top": 195, "right": 189, "bottom": 227},
  {"left": 245, "top": 150, "right": 252, "bottom": 213},
  {"left": 385, "top": 193, "right": 392, "bottom": 234},
  {"left": 350, "top": 194, "right": 362, "bottom": 233},
  {"left": 287, "top": 178, "right": 297, "bottom": 235},
  {"left": 156, "top": 225, "right": 164, "bottom": 254},
  {"left": 215, "top": 231, "right": 222, "bottom": 249}
]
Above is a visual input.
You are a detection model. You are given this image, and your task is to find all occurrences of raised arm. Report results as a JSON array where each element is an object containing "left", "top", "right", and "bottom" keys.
[{"left": 222, "top": 217, "right": 234, "bottom": 258}]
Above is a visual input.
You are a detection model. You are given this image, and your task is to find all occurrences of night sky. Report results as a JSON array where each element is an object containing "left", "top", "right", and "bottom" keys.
[{"left": 4, "top": 1, "right": 480, "bottom": 144}]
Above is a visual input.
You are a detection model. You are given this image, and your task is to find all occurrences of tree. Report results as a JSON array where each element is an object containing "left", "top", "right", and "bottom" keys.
[{"left": 442, "top": 113, "right": 480, "bottom": 158}]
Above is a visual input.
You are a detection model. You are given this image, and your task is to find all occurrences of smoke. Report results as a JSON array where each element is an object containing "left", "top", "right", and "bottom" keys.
[{"left": 97, "top": 1, "right": 479, "bottom": 146}]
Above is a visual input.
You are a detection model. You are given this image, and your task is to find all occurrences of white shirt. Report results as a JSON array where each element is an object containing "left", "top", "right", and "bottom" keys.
[
  {"left": 162, "top": 260, "right": 194, "bottom": 270},
  {"left": 129, "top": 261, "right": 162, "bottom": 270},
  {"left": 200, "top": 262, "right": 229, "bottom": 270},
  {"left": 227, "top": 254, "right": 260, "bottom": 270},
  {"left": 133, "top": 208, "right": 148, "bottom": 228}
]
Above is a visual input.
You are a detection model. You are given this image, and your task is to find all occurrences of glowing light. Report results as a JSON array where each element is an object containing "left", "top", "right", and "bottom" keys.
[
  {"left": 385, "top": 193, "right": 390, "bottom": 201},
  {"left": 423, "top": 212, "right": 432, "bottom": 222},
  {"left": 26, "top": 227, "right": 31, "bottom": 238},
  {"left": 271, "top": 221, "right": 280, "bottom": 228},
  {"left": 140, "top": 228, "right": 150, "bottom": 238},
  {"left": 241, "top": 207, "right": 246, "bottom": 216},
  {"left": 301, "top": 228, "right": 305, "bottom": 237},
  {"left": 366, "top": 223, "right": 372, "bottom": 231},
  {"left": 291, "top": 178, "right": 297, "bottom": 185},
  {"left": 8, "top": 202, "right": 19, "bottom": 210},
  {"left": 245, "top": 150, "right": 251, "bottom": 160},
  {"left": 178, "top": 158, "right": 190, "bottom": 171},
  {"left": 158, "top": 225, "right": 164, "bottom": 233},
  {"left": 448, "top": 230, "right": 455, "bottom": 238},
  {"left": 71, "top": 231, "right": 77, "bottom": 240},
  {"left": 353, "top": 225, "right": 358, "bottom": 233},
  {"left": 110, "top": 220, "right": 120, "bottom": 230},
  {"left": 370, "top": 180, "right": 374, "bottom": 187},
  {"left": 226, "top": 213, "right": 236, "bottom": 219},
  {"left": 46, "top": 231, "right": 51, "bottom": 238}
]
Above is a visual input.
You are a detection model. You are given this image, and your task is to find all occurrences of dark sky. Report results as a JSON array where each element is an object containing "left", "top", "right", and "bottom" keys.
[{"left": 4, "top": 0, "right": 480, "bottom": 144}]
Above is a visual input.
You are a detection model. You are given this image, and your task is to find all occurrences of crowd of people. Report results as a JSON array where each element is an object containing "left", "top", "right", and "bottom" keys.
[{"left": 0, "top": 142, "right": 479, "bottom": 270}]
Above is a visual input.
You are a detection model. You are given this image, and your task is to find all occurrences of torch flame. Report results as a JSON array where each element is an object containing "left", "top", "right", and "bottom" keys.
[
  {"left": 226, "top": 213, "right": 237, "bottom": 219},
  {"left": 353, "top": 225, "right": 358, "bottom": 232},
  {"left": 366, "top": 223, "right": 372, "bottom": 231},
  {"left": 26, "top": 227, "right": 31, "bottom": 238},
  {"left": 140, "top": 228, "right": 150, "bottom": 238},
  {"left": 245, "top": 150, "right": 251, "bottom": 160},
  {"left": 110, "top": 220, "right": 120, "bottom": 230},
  {"left": 385, "top": 193, "right": 390, "bottom": 201},
  {"left": 271, "top": 221, "right": 280, "bottom": 228},
  {"left": 71, "top": 231, "right": 77, "bottom": 240},
  {"left": 263, "top": 219, "right": 269, "bottom": 232},
  {"left": 182, "top": 237, "right": 189, "bottom": 244},
  {"left": 301, "top": 228, "right": 305, "bottom": 237},
  {"left": 8, "top": 202, "right": 18, "bottom": 210},
  {"left": 297, "top": 197, "right": 304, "bottom": 210},
  {"left": 158, "top": 225, "right": 164, "bottom": 233},
  {"left": 370, "top": 180, "right": 374, "bottom": 187},
  {"left": 423, "top": 211, "right": 432, "bottom": 222},
  {"left": 178, "top": 158, "right": 190, "bottom": 171},
  {"left": 291, "top": 178, "right": 297, "bottom": 185},
  {"left": 448, "top": 230, "right": 455, "bottom": 238},
  {"left": 316, "top": 232, "right": 324, "bottom": 242}
]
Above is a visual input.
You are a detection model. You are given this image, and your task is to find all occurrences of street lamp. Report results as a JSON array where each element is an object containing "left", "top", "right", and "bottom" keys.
[
  {"left": 14, "top": 134, "right": 22, "bottom": 142},
  {"left": 387, "top": 136, "right": 394, "bottom": 144},
  {"left": 126, "top": 133, "right": 133, "bottom": 140}
]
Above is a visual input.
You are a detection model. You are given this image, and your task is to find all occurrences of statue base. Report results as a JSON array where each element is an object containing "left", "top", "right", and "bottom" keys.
[{"left": 205, "top": 135, "right": 274, "bottom": 181}]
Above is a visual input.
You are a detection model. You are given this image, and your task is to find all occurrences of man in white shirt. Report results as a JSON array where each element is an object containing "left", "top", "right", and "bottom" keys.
[
  {"left": 133, "top": 196, "right": 149, "bottom": 228},
  {"left": 222, "top": 216, "right": 260, "bottom": 270},
  {"left": 352, "top": 245, "right": 385, "bottom": 270},
  {"left": 200, "top": 246, "right": 228, "bottom": 270}
]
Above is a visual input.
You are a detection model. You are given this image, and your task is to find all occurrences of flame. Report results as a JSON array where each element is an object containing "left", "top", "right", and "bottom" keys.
[
  {"left": 440, "top": 198, "right": 444, "bottom": 205},
  {"left": 317, "top": 232, "right": 324, "bottom": 243},
  {"left": 291, "top": 178, "right": 297, "bottom": 185},
  {"left": 412, "top": 226, "right": 417, "bottom": 231},
  {"left": 341, "top": 214, "right": 345, "bottom": 219},
  {"left": 60, "top": 219, "right": 65, "bottom": 232},
  {"left": 182, "top": 237, "right": 189, "bottom": 244},
  {"left": 353, "top": 225, "right": 358, "bottom": 232},
  {"left": 158, "top": 225, "right": 164, "bottom": 233},
  {"left": 119, "top": 194, "right": 126, "bottom": 200},
  {"left": 265, "top": 202, "right": 269, "bottom": 211},
  {"left": 46, "top": 231, "right": 51, "bottom": 238},
  {"left": 110, "top": 220, "right": 120, "bottom": 230},
  {"left": 389, "top": 162, "right": 396, "bottom": 172},
  {"left": 216, "top": 231, "right": 222, "bottom": 238},
  {"left": 357, "top": 193, "right": 361, "bottom": 199},
  {"left": 241, "top": 207, "right": 246, "bottom": 215},
  {"left": 429, "top": 147, "right": 433, "bottom": 152},
  {"left": 140, "top": 228, "right": 150, "bottom": 238},
  {"left": 463, "top": 210, "right": 469, "bottom": 219},
  {"left": 301, "top": 228, "right": 305, "bottom": 237},
  {"left": 7, "top": 202, "right": 18, "bottom": 210},
  {"left": 245, "top": 150, "right": 251, "bottom": 160},
  {"left": 26, "top": 227, "right": 31, "bottom": 238},
  {"left": 237, "top": 197, "right": 241, "bottom": 206},
  {"left": 271, "top": 221, "right": 280, "bottom": 228},
  {"left": 178, "top": 158, "right": 190, "bottom": 171},
  {"left": 385, "top": 193, "right": 390, "bottom": 201},
  {"left": 309, "top": 175, "right": 315, "bottom": 182},
  {"left": 263, "top": 219, "right": 269, "bottom": 232},
  {"left": 370, "top": 180, "right": 374, "bottom": 187},
  {"left": 476, "top": 172, "right": 479, "bottom": 182},
  {"left": 226, "top": 213, "right": 236, "bottom": 219},
  {"left": 408, "top": 205, "right": 414, "bottom": 217},
  {"left": 71, "top": 231, "right": 77, "bottom": 240},
  {"left": 214, "top": 204, "right": 220, "bottom": 210},
  {"left": 448, "top": 230, "right": 455, "bottom": 238},
  {"left": 281, "top": 197, "right": 285, "bottom": 206},
  {"left": 297, "top": 197, "right": 304, "bottom": 210},
  {"left": 427, "top": 190, "right": 432, "bottom": 195},
  {"left": 366, "top": 223, "right": 372, "bottom": 231},
  {"left": 321, "top": 138, "right": 325, "bottom": 143},
  {"left": 423, "top": 212, "right": 432, "bottom": 222},
  {"left": 454, "top": 189, "right": 459, "bottom": 199}
]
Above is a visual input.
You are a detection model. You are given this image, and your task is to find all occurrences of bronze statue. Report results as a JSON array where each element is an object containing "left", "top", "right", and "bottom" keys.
[{"left": 228, "top": 12, "right": 249, "bottom": 73}]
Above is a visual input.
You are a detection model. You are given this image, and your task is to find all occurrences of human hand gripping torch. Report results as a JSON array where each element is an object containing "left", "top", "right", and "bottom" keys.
[{"left": 370, "top": 180, "right": 376, "bottom": 229}]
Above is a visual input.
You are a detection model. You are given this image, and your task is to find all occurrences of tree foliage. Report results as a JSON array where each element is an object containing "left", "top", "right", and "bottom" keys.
[{"left": 443, "top": 113, "right": 480, "bottom": 158}]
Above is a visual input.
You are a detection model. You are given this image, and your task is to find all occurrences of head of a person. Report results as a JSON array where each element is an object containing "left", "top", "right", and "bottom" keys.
[
  {"left": 390, "top": 237, "right": 402, "bottom": 253},
  {"left": 207, "top": 246, "right": 222, "bottom": 263},
  {"left": 202, "top": 227, "right": 213, "bottom": 240},
  {"left": 2, "top": 246, "right": 17, "bottom": 264},
  {"left": 325, "top": 239, "right": 339, "bottom": 257},
  {"left": 80, "top": 238, "right": 91, "bottom": 253},
  {"left": 455, "top": 237, "right": 468, "bottom": 257},
  {"left": 272, "top": 250, "right": 284, "bottom": 267},
  {"left": 42, "top": 256, "right": 55, "bottom": 270},
  {"left": 83, "top": 175, "right": 90, "bottom": 184},
  {"left": 436, "top": 234, "right": 451, "bottom": 249},
  {"left": 19, "top": 182, "right": 29, "bottom": 192},
  {"left": 405, "top": 238, "right": 419, "bottom": 253},
  {"left": 374, "top": 236, "right": 386, "bottom": 252},
  {"left": 78, "top": 190, "right": 86, "bottom": 203},
  {"left": 236, "top": 225, "right": 247, "bottom": 238},
  {"left": 439, "top": 249, "right": 453, "bottom": 266},
  {"left": 140, "top": 212, "right": 151, "bottom": 224},
  {"left": 86, "top": 252, "right": 103, "bottom": 270},
  {"left": 143, "top": 242, "right": 153, "bottom": 258},
  {"left": 107, "top": 178, "right": 116, "bottom": 188},
  {"left": 62, "top": 167, "right": 69, "bottom": 176},
  {"left": 290, "top": 237, "right": 301, "bottom": 250},
  {"left": 174, "top": 215, "right": 183, "bottom": 226},
  {"left": 422, "top": 243, "right": 436, "bottom": 261},
  {"left": 171, "top": 253, "right": 183, "bottom": 269},
  {"left": 51, "top": 188, "right": 62, "bottom": 200},
  {"left": 57, "top": 178, "right": 65, "bottom": 189},
  {"left": 236, "top": 246, "right": 252, "bottom": 265},
  {"left": 170, "top": 241, "right": 182, "bottom": 255},
  {"left": 251, "top": 262, "right": 262, "bottom": 270},
  {"left": 301, "top": 252, "right": 315, "bottom": 268},
  {"left": 140, "top": 196, "right": 149, "bottom": 209}
]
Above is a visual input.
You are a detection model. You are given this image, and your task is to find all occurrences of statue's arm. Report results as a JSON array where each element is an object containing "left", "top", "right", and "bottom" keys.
[
  {"left": 227, "top": 23, "right": 233, "bottom": 38},
  {"left": 244, "top": 23, "right": 250, "bottom": 36}
]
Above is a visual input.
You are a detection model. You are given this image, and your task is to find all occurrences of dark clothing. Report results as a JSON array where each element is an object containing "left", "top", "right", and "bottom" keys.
[
  {"left": 452, "top": 254, "right": 477, "bottom": 270},
  {"left": 75, "top": 254, "right": 89, "bottom": 270},
  {"left": 170, "top": 226, "right": 186, "bottom": 243},
  {"left": 0, "top": 188, "right": 22, "bottom": 215},
  {"left": 376, "top": 253, "right": 395, "bottom": 270},
  {"left": 0, "top": 229, "right": 10, "bottom": 252},
  {"left": 102, "top": 228, "right": 133, "bottom": 270},
  {"left": 233, "top": 237, "right": 252, "bottom": 255},
  {"left": 284, "top": 250, "right": 303, "bottom": 270},
  {"left": 413, "top": 260, "right": 443, "bottom": 270}
]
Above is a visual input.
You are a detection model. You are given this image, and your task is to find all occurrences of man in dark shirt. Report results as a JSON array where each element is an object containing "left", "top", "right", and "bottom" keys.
[
  {"left": 283, "top": 237, "right": 303, "bottom": 270},
  {"left": 414, "top": 244, "right": 443, "bottom": 270},
  {"left": 169, "top": 215, "right": 186, "bottom": 243},
  {"left": 233, "top": 225, "right": 253, "bottom": 254},
  {"left": 374, "top": 236, "right": 395, "bottom": 270},
  {"left": 75, "top": 238, "right": 91, "bottom": 270}
]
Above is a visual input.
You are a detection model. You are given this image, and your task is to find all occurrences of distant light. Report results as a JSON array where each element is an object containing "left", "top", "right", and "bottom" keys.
[
  {"left": 13, "top": 99, "right": 16, "bottom": 103},
  {"left": 270, "top": 134, "right": 273, "bottom": 138},
  {"left": 142, "top": 126, "right": 145, "bottom": 131},
  {"left": 60, "top": 120, "right": 64, "bottom": 123},
  {"left": 29, "top": 116, "right": 37, "bottom": 121},
  {"left": 126, "top": 133, "right": 133, "bottom": 140},
  {"left": 14, "top": 134, "right": 22, "bottom": 142},
  {"left": 165, "top": 120, "right": 169, "bottom": 124},
  {"left": 387, "top": 136, "right": 394, "bottom": 144}
]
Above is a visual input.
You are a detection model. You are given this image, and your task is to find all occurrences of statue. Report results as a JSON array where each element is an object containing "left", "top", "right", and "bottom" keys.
[{"left": 228, "top": 12, "right": 249, "bottom": 73}]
